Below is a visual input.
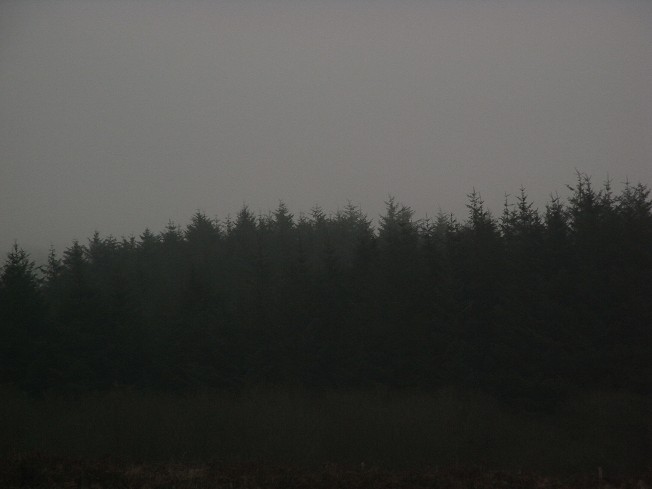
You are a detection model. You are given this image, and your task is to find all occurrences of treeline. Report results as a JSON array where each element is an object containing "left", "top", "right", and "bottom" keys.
[{"left": 1, "top": 173, "right": 651, "bottom": 408}]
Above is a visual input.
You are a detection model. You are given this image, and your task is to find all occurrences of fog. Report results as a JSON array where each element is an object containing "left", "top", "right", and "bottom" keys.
[{"left": 1, "top": 0, "right": 651, "bottom": 258}]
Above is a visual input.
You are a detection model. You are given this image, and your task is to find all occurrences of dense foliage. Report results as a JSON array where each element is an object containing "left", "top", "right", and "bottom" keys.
[{"left": 2, "top": 173, "right": 651, "bottom": 408}]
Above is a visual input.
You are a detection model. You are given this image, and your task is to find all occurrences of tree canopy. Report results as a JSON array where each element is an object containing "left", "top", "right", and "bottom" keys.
[{"left": 1, "top": 174, "right": 651, "bottom": 409}]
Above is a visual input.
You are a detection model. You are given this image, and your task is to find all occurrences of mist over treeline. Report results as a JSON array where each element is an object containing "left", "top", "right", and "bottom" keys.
[{"left": 1, "top": 173, "right": 651, "bottom": 409}]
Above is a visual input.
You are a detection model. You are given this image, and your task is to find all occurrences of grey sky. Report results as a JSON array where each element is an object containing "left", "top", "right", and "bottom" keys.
[{"left": 1, "top": 0, "right": 651, "bottom": 258}]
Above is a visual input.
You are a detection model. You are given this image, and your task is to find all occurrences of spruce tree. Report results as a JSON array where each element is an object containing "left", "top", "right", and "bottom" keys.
[{"left": 0, "top": 244, "right": 46, "bottom": 390}]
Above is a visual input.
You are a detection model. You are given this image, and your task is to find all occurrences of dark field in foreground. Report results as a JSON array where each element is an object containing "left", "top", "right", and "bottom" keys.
[
  {"left": 2, "top": 387, "right": 651, "bottom": 477},
  {"left": 2, "top": 457, "right": 651, "bottom": 489}
]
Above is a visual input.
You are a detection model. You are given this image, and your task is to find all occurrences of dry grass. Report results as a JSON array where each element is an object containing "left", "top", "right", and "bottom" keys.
[{"left": 1, "top": 456, "right": 651, "bottom": 489}]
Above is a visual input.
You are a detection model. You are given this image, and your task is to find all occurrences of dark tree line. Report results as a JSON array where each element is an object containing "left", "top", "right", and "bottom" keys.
[{"left": 2, "top": 173, "right": 651, "bottom": 409}]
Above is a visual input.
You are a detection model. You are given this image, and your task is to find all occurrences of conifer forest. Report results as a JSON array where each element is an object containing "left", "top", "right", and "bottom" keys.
[{"left": 2, "top": 173, "right": 652, "bottom": 477}]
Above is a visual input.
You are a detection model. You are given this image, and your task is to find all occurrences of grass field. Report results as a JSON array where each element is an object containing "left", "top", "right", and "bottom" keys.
[
  {"left": 2, "top": 456, "right": 651, "bottom": 489},
  {"left": 1, "top": 386, "right": 650, "bottom": 483}
]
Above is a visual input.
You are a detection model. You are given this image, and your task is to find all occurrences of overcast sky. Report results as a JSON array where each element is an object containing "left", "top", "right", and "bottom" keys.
[{"left": 1, "top": 0, "right": 651, "bottom": 258}]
